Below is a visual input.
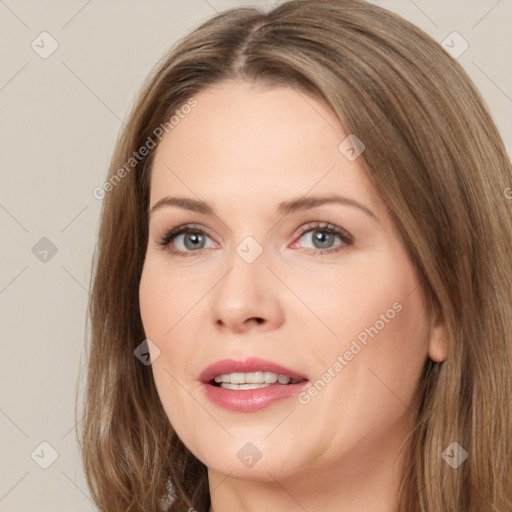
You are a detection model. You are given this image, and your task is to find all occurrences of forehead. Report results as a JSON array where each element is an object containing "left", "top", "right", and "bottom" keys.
[
  {"left": 149, "top": 80, "right": 381, "bottom": 219},
  {"left": 156, "top": 81, "right": 344, "bottom": 166}
]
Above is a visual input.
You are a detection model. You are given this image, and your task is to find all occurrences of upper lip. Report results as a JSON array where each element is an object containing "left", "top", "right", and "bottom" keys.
[{"left": 199, "top": 357, "right": 308, "bottom": 383}]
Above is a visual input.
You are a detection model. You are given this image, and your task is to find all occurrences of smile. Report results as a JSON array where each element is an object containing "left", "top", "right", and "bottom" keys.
[{"left": 200, "top": 357, "right": 309, "bottom": 412}]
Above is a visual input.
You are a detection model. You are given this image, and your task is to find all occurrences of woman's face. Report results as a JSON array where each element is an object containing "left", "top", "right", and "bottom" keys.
[{"left": 139, "top": 80, "right": 446, "bottom": 485}]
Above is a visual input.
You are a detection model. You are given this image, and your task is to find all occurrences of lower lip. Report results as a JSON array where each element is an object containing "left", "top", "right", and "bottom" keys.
[{"left": 201, "top": 381, "right": 309, "bottom": 412}]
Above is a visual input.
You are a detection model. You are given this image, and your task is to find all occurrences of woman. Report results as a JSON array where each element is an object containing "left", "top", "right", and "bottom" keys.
[{"left": 79, "top": 0, "right": 512, "bottom": 510}]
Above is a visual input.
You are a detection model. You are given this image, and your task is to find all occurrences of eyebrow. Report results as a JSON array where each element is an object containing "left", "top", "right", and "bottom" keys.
[{"left": 149, "top": 194, "right": 378, "bottom": 221}]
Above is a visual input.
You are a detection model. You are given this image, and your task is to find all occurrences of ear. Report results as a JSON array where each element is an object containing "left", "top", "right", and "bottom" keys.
[{"left": 427, "top": 303, "right": 448, "bottom": 363}]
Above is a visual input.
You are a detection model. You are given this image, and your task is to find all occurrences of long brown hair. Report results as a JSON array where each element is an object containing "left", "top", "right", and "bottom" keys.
[{"left": 78, "top": 1, "right": 512, "bottom": 510}]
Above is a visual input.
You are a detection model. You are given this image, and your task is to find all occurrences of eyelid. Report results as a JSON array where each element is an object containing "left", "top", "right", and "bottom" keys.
[
  {"left": 294, "top": 221, "right": 354, "bottom": 244},
  {"left": 156, "top": 223, "right": 215, "bottom": 245}
]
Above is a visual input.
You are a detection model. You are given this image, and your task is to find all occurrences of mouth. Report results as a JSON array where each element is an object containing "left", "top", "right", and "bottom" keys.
[
  {"left": 199, "top": 357, "right": 309, "bottom": 412},
  {"left": 211, "top": 371, "right": 305, "bottom": 390},
  {"left": 200, "top": 356, "right": 308, "bottom": 385}
]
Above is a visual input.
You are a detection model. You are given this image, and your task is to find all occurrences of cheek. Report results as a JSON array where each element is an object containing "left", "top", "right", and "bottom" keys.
[
  {"left": 139, "top": 258, "right": 197, "bottom": 342},
  {"left": 138, "top": 256, "right": 209, "bottom": 369},
  {"left": 314, "top": 248, "right": 431, "bottom": 404},
  {"left": 138, "top": 260, "right": 194, "bottom": 390},
  {"left": 139, "top": 261, "right": 164, "bottom": 335},
  {"left": 331, "top": 263, "right": 431, "bottom": 419},
  {"left": 139, "top": 262, "right": 199, "bottom": 428},
  {"left": 283, "top": 253, "right": 426, "bottom": 357},
  {"left": 370, "top": 286, "right": 431, "bottom": 394}
]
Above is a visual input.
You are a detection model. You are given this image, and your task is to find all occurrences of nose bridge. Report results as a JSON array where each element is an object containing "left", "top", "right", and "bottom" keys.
[{"left": 210, "top": 236, "right": 284, "bottom": 331}]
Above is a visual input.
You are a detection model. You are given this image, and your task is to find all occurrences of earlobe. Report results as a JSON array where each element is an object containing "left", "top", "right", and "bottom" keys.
[{"left": 427, "top": 306, "right": 448, "bottom": 363}]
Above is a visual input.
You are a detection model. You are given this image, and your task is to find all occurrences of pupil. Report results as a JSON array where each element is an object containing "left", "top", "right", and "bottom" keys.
[
  {"left": 184, "top": 232, "right": 204, "bottom": 250},
  {"left": 313, "top": 230, "right": 333, "bottom": 249}
]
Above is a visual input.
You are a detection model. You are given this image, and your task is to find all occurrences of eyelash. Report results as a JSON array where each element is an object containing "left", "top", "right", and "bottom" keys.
[{"left": 156, "top": 221, "right": 354, "bottom": 258}]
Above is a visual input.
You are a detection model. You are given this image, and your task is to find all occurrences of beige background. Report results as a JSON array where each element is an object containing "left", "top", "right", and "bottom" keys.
[{"left": 0, "top": 0, "right": 510, "bottom": 510}]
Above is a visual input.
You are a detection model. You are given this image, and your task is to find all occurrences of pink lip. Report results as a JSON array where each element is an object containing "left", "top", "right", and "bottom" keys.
[{"left": 199, "top": 357, "right": 309, "bottom": 413}]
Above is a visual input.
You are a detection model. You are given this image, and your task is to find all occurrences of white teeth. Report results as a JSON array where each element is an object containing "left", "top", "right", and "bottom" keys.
[
  {"left": 230, "top": 372, "right": 245, "bottom": 384},
  {"left": 264, "top": 371, "right": 278, "bottom": 384},
  {"left": 246, "top": 371, "right": 264, "bottom": 383},
  {"left": 213, "top": 371, "right": 301, "bottom": 385},
  {"left": 220, "top": 382, "right": 270, "bottom": 390}
]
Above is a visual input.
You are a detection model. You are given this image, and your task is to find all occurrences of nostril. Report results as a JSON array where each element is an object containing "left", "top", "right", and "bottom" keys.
[{"left": 216, "top": 317, "right": 266, "bottom": 328}]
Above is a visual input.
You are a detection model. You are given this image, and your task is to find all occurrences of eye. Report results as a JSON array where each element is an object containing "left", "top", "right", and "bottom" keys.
[
  {"left": 156, "top": 224, "right": 217, "bottom": 258},
  {"left": 156, "top": 221, "right": 354, "bottom": 258},
  {"left": 291, "top": 221, "right": 354, "bottom": 255}
]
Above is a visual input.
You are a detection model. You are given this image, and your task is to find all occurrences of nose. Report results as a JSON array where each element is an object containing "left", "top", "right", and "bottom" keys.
[{"left": 210, "top": 252, "right": 285, "bottom": 334}]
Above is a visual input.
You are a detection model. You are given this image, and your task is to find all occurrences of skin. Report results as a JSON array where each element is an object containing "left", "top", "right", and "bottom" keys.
[{"left": 138, "top": 80, "right": 448, "bottom": 512}]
